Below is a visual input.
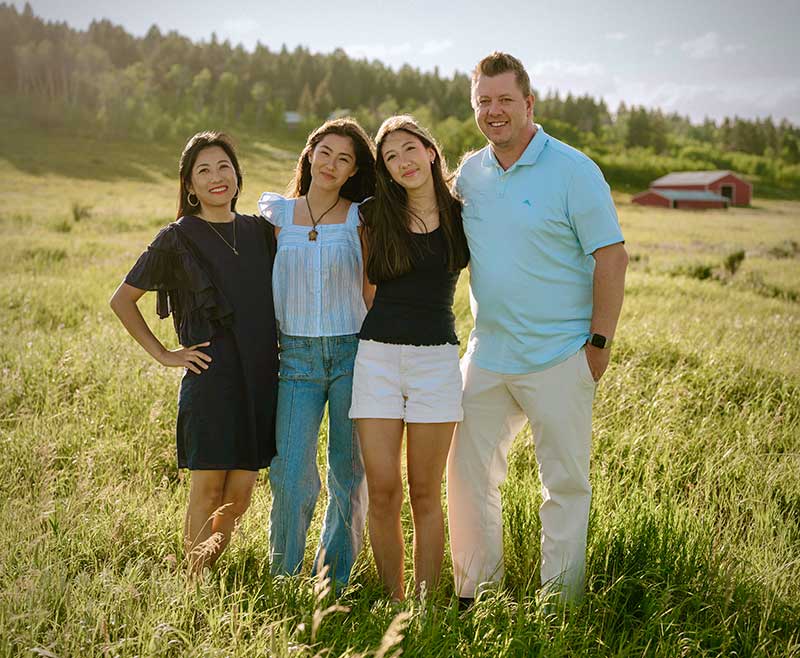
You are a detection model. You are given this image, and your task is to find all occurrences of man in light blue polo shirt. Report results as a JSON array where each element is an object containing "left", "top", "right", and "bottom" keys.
[{"left": 447, "top": 52, "right": 628, "bottom": 606}]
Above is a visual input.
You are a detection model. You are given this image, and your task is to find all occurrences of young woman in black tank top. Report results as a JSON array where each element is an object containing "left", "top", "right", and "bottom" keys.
[{"left": 350, "top": 115, "right": 469, "bottom": 601}]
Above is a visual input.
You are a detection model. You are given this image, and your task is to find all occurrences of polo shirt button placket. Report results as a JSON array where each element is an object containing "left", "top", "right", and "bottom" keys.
[{"left": 496, "top": 169, "right": 510, "bottom": 198}]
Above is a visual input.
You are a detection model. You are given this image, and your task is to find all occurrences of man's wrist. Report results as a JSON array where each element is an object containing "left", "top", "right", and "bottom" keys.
[{"left": 587, "top": 333, "right": 612, "bottom": 349}]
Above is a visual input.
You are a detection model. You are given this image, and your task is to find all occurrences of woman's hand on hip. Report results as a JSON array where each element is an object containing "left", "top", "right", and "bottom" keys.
[{"left": 158, "top": 342, "right": 212, "bottom": 374}]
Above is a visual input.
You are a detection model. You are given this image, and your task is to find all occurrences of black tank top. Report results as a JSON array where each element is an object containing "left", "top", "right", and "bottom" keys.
[{"left": 359, "top": 227, "right": 460, "bottom": 346}]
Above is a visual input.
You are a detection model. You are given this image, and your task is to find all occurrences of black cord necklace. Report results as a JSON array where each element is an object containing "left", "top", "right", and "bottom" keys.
[{"left": 305, "top": 195, "right": 340, "bottom": 241}]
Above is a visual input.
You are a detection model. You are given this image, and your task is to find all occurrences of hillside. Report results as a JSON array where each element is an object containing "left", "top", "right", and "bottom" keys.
[{"left": 3, "top": 2, "right": 800, "bottom": 199}]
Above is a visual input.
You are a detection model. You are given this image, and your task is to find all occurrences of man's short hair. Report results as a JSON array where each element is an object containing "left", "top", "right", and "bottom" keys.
[{"left": 471, "top": 52, "right": 533, "bottom": 99}]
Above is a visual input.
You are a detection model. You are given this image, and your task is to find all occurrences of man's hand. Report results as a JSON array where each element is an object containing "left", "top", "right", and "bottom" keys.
[
  {"left": 584, "top": 342, "right": 610, "bottom": 382},
  {"left": 586, "top": 242, "right": 628, "bottom": 382}
]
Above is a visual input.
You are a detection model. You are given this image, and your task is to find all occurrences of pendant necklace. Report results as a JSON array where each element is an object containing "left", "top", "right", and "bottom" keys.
[
  {"left": 203, "top": 216, "right": 238, "bottom": 255},
  {"left": 305, "top": 195, "right": 340, "bottom": 241}
]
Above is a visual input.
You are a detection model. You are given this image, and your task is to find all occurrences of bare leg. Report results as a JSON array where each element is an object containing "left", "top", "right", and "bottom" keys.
[
  {"left": 185, "top": 470, "right": 226, "bottom": 574},
  {"left": 357, "top": 418, "right": 405, "bottom": 600},
  {"left": 406, "top": 422, "right": 456, "bottom": 595},
  {"left": 209, "top": 469, "right": 259, "bottom": 558}
]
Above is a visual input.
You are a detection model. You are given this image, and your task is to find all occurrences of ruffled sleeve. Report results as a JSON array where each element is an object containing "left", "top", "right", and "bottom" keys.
[
  {"left": 124, "top": 222, "right": 233, "bottom": 345},
  {"left": 258, "top": 192, "right": 288, "bottom": 227},
  {"left": 124, "top": 225, "right": 183, "bottom": 320},
  {"left": 171, "top": 231, "right": 234, "bottom": 344},
  {"left": 125, "top": 225, "right": 181, "bottom": 293}
]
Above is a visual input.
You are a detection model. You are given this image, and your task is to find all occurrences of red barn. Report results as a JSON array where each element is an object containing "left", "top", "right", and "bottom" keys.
[
  {"left": 632, "top": 188, "right": 730, "bottom": 210},
  {"left": 649, "top": 170, "right": 752, "bottom": 206}
]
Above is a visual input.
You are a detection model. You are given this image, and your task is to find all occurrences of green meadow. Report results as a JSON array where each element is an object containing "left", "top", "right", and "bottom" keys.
[{"left": 1, "top": 127, "right": 799, "bottom": 657}]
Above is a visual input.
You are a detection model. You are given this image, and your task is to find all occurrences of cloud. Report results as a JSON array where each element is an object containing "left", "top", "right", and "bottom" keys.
[
  {"left": 678, "top": 33, "right": 746, "bottom": 60},
  {"left": 532, "top": 60, "right": 616, "bottom": 99},
  {"left": 609, "top": 77, "right": 800, "bottom": 123},
  {"left": 723, "top": 43, "right": 746, "bottom": 55},
  {"left": 344, "top": 40, "right": 453, "bottom": 62},
  {"left": 605, "top": 32, "right": 627, "bottom": 41},
  {"left": 421, "top": 39, "right": 454, "bottom": 56},
  {"left": 535, "top": 60, "right": 606, "bottom": 78},
  {"left": 653, "top": 39, "right": 671, "bottom": 56},
  {"left": 680, "top": 32, "right": 720, "bottom": 59},
  {"left": 344, "top": 43, "right": 413, "bottom": 60}
]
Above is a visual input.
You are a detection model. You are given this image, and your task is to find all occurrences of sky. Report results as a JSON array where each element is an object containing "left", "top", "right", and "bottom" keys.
[{"left": 14, "top": 0, "right": 800, "bottom": 124}]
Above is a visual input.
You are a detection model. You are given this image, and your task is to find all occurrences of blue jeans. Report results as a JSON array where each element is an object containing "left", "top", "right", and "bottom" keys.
[{"left": 269, "top": 332, "right": 367, "bottom": 586}]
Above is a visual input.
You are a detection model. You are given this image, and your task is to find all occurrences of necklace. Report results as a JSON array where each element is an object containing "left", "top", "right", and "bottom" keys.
[
  {"left": 408, "top": 203, "right": 439, "bottom": 233},
  {"left": 409, "top": 202, "right": 438, "bottom": 217},
  {"left": 305, "top": 195, "right": 340, "bottom": 241},
  {"left": 203, "top": 216, "right": 238, "bottom": 255}
]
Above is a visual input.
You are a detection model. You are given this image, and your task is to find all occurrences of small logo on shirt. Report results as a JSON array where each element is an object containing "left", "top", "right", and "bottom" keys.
[{"left": 523, "top": 199, "right": 532, "bottom": 207}]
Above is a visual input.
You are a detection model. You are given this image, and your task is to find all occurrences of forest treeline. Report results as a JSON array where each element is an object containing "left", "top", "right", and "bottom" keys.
[{"left": 3, "top": 2, "right": 799, "bottom": 196}]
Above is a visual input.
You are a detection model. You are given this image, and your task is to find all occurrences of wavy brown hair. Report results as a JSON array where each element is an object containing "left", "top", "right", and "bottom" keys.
[
  {"left": 177, "top": 131, "right": 243, "bottom": 219},
  {"left": 363, "top": 115, "right": 469, "bottom": 283},
  {"left": 287, "top": 118, "right": 376, "bottom": 202}
]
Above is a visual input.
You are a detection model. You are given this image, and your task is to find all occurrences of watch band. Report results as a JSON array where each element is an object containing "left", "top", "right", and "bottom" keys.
[{"left": 588, "top": 333, "right": 611, "bottom": 349}]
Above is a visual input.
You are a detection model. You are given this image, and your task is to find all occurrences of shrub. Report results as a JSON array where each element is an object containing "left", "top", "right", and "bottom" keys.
[
  {"left": 51, "top": 218, "right": 72, "bottom": 233},
  {"left": 669, "top": 262, "right": 714, "bottom": 280},
  {"left": 71, "top": 202, "right": 92, "bottom": 222},
  {"left": 722, "top": 250, "right": 746, "bottom": 276},
  {"left": 767, "top": 240, "right": 799, "bottom": 259}
]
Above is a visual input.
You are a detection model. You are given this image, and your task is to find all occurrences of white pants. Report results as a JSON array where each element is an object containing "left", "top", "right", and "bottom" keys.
[{"left": 447, "top": 347, "right": 596, "bottom": 602}]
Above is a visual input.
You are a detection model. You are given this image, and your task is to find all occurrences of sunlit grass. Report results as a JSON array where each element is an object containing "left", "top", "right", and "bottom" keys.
[{"left": 1, "top": 143, "right": 799, "bottom": 656}]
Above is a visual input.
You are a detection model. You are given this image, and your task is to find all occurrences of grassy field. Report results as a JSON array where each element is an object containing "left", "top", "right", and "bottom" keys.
[{"left": 1, "top": 129, "right": 799, "bottom": 657}]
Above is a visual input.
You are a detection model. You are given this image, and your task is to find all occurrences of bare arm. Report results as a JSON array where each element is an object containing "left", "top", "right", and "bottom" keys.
[
  {"left": 109, "top": 282, "right": 211, "bottom": 374},
  {"left": 359, "top": 226, "right": 376, "bottom": 310},
  {"left": 585, "top": 242, "right": 628, "bottom": 381}
]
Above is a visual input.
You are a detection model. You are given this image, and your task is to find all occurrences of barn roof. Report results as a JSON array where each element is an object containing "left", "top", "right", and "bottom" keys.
[
  {"left": 651, "top": 170, "right": 735, "bottom": 186},
  {"left": 649, "top": 189, "right": 730, "bottom": 202}
]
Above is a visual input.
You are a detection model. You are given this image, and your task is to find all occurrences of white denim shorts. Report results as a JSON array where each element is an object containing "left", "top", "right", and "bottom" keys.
[{"left": 349, "top": 340, "right": 464, "bottom": 423}]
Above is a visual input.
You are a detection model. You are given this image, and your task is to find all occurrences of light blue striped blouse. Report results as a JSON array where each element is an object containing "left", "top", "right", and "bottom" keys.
[{"left": 258, "top": 192, "right": 367, "bottom": 337}]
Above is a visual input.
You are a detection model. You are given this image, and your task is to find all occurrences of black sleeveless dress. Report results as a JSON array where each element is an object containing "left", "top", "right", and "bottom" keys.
[{"left": 124, "top": 214, "right": 278, "bottom": 470}]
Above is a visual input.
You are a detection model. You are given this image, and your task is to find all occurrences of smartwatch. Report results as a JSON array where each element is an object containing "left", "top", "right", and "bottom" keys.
[{"left": 588, "top": 333, "right": 611, "bottom": 349}]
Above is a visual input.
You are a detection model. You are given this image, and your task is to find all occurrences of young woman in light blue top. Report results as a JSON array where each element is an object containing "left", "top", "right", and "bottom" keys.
[{"left": 258, "top": 118, "right": 376, "bottom": 587}]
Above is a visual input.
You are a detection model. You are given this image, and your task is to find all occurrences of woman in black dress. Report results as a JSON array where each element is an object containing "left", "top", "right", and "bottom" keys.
[{"left": 110, "top": 131, "right": 278, "bottom": 574}]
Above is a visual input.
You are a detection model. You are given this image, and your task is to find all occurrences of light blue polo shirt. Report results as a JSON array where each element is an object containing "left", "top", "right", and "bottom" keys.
[{"left": 456, "top": 124, "right": 624, "bottom": 374}]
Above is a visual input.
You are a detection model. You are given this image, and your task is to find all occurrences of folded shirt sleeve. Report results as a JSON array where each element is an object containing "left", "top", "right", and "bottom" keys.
[{"left": 566, "top": 160, "right": 625, "bottom": 256}]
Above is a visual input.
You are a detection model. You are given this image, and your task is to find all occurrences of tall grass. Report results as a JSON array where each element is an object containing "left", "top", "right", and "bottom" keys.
[{"left": 0, "top": 153, "right": 798, "bottom": 656}]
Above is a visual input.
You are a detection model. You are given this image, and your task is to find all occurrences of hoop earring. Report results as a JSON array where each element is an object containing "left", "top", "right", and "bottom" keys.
[
  {"left": 187, "top": 192, "right": 199, "bottom": 207},
  {"left": 232, "top": 184, "right": 240, "bottom": 199}
]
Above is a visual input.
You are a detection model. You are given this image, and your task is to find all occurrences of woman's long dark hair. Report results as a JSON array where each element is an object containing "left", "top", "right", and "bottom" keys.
[
  {"left": 287, "top": 118, "right": 376, "bottom": 202},
  {"left": 177, "top": 131, "right": 243, "bottom": 219},
  {"left": 364, "top": 115, "right": 469, "bottom": 283}
]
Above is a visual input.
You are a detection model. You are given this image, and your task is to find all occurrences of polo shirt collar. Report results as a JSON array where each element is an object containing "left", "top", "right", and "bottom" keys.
[{"left": 481, "top": 123, "right": 549, "bottom": 169}]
